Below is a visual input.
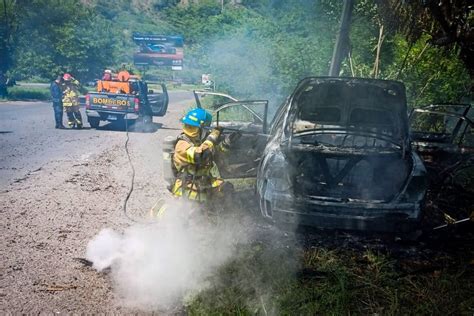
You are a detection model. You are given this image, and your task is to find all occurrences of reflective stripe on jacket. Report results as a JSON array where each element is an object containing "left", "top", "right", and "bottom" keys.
[
  {"left": 172, "top": 133, "right": 223, "bottom": 201},
  {"left": 62, "top": 84, "right": 79, "bottom": 107}
]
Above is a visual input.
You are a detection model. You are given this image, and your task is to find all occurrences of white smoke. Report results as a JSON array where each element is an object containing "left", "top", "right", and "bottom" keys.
[
  {"left": 85, "top": 201, "right": 251, "bottom": 311},
  {"left": 202, "top": 28, "right": 286, "bottom": 120},
  {"left": 86, "top": 228, "right": 123, "bottom": 271}
]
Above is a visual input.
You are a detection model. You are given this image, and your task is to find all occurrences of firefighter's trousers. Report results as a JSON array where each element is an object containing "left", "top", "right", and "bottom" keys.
[{"left": 64, "top": 105, "right": 82, "bottom": 128}]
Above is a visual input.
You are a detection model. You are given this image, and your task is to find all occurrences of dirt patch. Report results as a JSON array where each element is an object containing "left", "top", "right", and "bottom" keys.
[
  {"left": 0, "top": 93, "right": 194, "bottom": 314},
  {"left": 0, "top": 143, "right": 148, "bottom": 314}
]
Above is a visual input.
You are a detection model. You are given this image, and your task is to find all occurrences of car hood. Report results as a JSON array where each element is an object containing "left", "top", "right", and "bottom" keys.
[{"left": 289, "top": 77, "right": 409, "bottom": 147}]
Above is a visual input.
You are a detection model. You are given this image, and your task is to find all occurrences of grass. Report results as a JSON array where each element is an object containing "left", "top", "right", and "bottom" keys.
[
  {"left": 2, "top": 86, "right": 50, "bottom": 101},
  {"left": 185, "top": 236, "right": 474, "bottom": 315}
]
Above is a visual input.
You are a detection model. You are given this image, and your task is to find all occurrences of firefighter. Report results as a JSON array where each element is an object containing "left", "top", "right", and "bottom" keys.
[
  {"left": 62, "top": 73, "right": 83, "bottom": 129},
  {"left": 102, "top": 69, "right": 112, "bottom": 81},
  {"left": 171, "top": 108, "right": 239, "bottom": 204},
  {"left": 50, "top": 75, "right": 65, "bottom": 129}
]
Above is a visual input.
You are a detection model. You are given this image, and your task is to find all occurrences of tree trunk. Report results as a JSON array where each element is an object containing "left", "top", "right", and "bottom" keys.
[{"left": 372, "top": 24, "right": 384, "bottom": 79}]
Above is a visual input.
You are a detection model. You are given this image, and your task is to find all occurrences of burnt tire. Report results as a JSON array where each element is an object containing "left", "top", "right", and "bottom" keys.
[{"left": 88, "top": 117, "right": 100, "bottom": 128}]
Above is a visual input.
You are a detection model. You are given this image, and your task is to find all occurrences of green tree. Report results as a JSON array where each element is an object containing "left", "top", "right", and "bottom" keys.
[
  {"left": 377, "top": 0, "right": 473, "bottom": 92},
  {"left": 11, "top": 0, "right": 119, "bottom": 81},
  {"left": 0, "top": 0, "right": 18, "bottom": 76},
  {"left": 343, "top": 0, "right": 470, "bottom": 106}
]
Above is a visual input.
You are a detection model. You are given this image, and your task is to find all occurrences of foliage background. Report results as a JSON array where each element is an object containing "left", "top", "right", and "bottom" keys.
[{"left": 0, "top": 0, "right": 470, "bottom": 107}]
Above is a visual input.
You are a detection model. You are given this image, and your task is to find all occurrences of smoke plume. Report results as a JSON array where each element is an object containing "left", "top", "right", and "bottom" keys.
[{"left": 86, "top": 201, "right": 251, "bottom": 310}]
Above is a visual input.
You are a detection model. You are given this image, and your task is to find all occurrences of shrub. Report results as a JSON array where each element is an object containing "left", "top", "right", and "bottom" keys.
[{"left": 5, "top": 86, "right": 50, "bottom": 101}]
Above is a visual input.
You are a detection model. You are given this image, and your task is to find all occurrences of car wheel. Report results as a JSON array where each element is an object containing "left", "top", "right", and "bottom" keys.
[
  {"left": 88, "top": 117, "right": 100, "bottom": 128},
  {"left": 142, "top": 114, "right": 152, "bottom": 125}
]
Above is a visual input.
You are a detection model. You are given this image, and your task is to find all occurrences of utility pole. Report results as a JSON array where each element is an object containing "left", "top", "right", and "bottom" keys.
[{"left": 328, "top": 0, "right": 354, "bottom": 76}]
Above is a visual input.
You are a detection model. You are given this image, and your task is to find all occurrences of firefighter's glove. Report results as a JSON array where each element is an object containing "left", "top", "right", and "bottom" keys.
[
  {"left": 222, "top": 131, "right": 242, "bottom": 149},
  {"left": 214, "top": 125, "right": 224, "bottom": 132},
  {"left": 206, "top": 128, "right": 222, "bottom": 144}
]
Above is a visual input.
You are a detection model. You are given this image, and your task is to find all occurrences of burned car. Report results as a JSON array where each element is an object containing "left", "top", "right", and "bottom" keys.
[
  {"left": 255, "top": 77, "right": 427, "bottom": 232},
  {"left": 409, "top": 104, "right": 474, "bottom": 186},
  {"left": 164, "top": 80, "right": 428, "bottom": 233}
]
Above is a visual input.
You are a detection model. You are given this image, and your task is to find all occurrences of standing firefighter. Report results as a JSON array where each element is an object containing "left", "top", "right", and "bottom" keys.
[
  {"left": 171, "top": 108, "right": 238, "bottom": 204},
  {"left": 50, "top": 75, "right": 65, "bottom": 129},
  {"left": 62, "top": 73, "right": 83, "bottom": 129}
]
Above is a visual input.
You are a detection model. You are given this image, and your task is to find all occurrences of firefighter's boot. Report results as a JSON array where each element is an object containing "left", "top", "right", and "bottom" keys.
[
  {"left": 66, "top": 111, "right": 76, "bottom": 128},
  {"left": 74, "top": 111, "right": 83, "bottom": 129}
]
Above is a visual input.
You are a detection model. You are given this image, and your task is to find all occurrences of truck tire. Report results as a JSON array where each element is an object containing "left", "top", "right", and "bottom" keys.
[
  {"left": 142, "top": 114, "right": 152, "bottom": 125},
  {"left": 88, "top": 117, "right": 100, "bottom": 128},
  {"left": 140, "top": 114, "right": 154, "bottom": 133}
]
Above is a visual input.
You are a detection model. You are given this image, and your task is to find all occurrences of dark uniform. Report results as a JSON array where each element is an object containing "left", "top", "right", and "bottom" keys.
[{"left": 50, "top": 77, "right": 64, "bottom": 129}]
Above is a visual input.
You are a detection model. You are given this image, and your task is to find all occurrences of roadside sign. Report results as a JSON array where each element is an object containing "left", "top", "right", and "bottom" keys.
[{"left": 202, "top": 74, "right": 212, "bottom": 85}]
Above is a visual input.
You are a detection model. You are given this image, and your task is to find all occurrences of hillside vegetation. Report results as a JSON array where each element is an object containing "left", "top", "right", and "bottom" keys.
[{"left": 1, "top": 0, "right": 470, "bottom": 106}]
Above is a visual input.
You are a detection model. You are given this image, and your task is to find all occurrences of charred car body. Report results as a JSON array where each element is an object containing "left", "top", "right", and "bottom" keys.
[
  {"left": 254, "top": 77, "right": 428, "bottom": 232},
  {"left": 409, "top": 104, "right": 474, "bottom": 186}
]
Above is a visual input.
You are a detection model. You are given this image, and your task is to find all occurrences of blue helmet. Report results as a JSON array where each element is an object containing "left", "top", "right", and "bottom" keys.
[{"left": 181, "top": 108, "right": 212, "bottom": 127}]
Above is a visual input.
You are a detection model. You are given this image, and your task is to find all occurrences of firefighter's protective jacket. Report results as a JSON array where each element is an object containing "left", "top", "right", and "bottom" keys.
[
  {"left": 172, "top": 131, "right": 225, "bottom": 201},
  {"left": 62, "top": 80, "right": 80, "bottom": 107}
]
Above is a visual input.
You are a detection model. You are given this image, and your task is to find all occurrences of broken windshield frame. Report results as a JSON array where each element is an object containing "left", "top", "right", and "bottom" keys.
[
  {"left": 409, "top": 104, "right": 474, "bottom": 145},
  {"left": 193, "top": 90, "right": 238, "bottom": 109},
  {"left": 214, "top": 100, "right": 269, "bottom": 133},
  {"left": 284, "top": 77, "right": 409, "bottom": 148},
  {"left": 289, "top": 129, "right": 404, "bottom": 150},
  {"left": 193, "top": 90, "right": 270, "bottom": 134}
]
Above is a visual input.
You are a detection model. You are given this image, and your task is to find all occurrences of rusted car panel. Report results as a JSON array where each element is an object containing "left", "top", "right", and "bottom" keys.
[
  {"left": 256, "top": 77, "right": 427, "bottom": 232},
  {"left": 409, "top": 104, "right": 474, "bottom": 185}
]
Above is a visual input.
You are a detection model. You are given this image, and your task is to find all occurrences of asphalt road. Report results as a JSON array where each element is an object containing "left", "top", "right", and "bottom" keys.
[
  {"left": 0, "top": 91, "right": 192, "bottom": 189},
  {"left": 0, "top": 90, "right": 197, "bottom": 313}
]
